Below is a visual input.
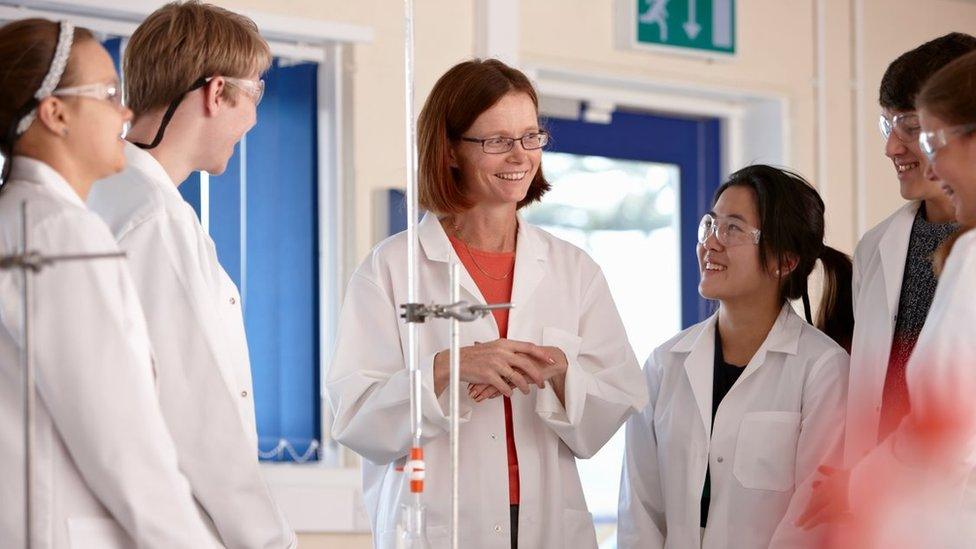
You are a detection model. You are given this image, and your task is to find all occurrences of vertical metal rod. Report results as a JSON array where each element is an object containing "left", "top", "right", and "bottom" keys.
[
  {"left": 21, "top": 202, "right": 34, "bottom": 549},
  {"left": 448, "top": 263, "right": 461, "bottom": 549},
  {"left": 402, "top": 0, "right": 424, "bottom": 512}
]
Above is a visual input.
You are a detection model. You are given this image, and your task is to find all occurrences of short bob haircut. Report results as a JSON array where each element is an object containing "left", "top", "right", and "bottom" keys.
[{"left": 417, "top": 58, "right": 550, "bottom": 215}]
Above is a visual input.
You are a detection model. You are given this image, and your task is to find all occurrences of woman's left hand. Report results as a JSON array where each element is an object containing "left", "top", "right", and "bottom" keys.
[{"left": 468, "top": 346, "right": 568, "bottom": 402}]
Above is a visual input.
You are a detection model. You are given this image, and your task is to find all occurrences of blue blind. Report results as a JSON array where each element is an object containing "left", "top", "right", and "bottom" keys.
[{"left": 178, "top": 60, "right": 321, "bottom": 462}]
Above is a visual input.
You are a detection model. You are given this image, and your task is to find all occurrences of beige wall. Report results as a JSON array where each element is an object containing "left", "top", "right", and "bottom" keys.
[
  {"left": 218, "top": 0, "right": 976, "bottom": 263},
  {"left": 520, "top": 0, "right": 976, "bottom": 252},
  {"left": 205, "top": 1, "right": 976, "bottom": 543}
]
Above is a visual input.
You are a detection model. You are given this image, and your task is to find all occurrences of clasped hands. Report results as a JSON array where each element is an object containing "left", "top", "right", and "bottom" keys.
[{"left": 432, "top": 339, "right": 568, "bottom": 403}]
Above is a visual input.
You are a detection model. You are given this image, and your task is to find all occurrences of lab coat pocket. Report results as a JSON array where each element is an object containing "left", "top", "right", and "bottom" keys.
[
  {"left": 733, "top": 411, "right": 801, "bottom": 492},
  {"left": 67, "top": 517, "right": 129, "bottom": 549},
  {"left": 542, "top": 327, "right": 582, "bottom": 363},
  {"left": 562, "top": 508, "right": 598, "bottom": 548}
]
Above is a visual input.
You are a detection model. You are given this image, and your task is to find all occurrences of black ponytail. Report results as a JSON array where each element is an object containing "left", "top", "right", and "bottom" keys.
[
  {"left": 815, "top": 245, "right": 854, "bottom": 352},
  {"left": 715, "top": 165, "right": 854, "bottom": 351}
]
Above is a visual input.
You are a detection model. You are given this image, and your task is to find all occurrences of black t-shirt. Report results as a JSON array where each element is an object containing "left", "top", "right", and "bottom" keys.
[{"left": 701, "top": 326, "right": 747, "bottom": 527}]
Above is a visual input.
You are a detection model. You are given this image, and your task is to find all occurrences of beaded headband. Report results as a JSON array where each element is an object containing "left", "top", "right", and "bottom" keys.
[{"left": 14, "top": 20, "right": 75, "bottom": 136}]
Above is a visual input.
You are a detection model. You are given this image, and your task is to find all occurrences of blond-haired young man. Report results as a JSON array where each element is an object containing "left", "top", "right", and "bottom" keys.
[{"left": 88, "top": 2, "right": 295, "bottom": 547}]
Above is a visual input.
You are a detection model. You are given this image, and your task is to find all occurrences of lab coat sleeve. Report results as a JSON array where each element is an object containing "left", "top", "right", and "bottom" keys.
[
  {"left": 326, "top": 270, "right": 473, "bottom": 465},
  {"left": 851, "top": 240, "right": 865, "bottom": 316},
  {"left": 119, "top": 213, "right": 296, "bottom": 549},
  {"left": 28, "top": 214, "right": 216, "bottom": 548},
  {"left": 616, "top": 353, "right": 667, "bottom": 549},
  {"left": 535, "top": 267, "right": 649, "bottom": 458},
  {"left": 769, "top": 348, "right": 849, "bottom": 548}
]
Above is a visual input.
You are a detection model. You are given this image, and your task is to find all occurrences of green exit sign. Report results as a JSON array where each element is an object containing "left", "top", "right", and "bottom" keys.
[{"left": 617, "top": 0, "right": 736, "bottom": 57}]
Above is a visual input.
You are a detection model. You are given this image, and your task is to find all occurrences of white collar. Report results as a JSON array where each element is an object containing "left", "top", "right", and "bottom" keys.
[
  {"left": 122, "top": 140, "right": 181, "bottom": 198},
  {"left": 8, "top": 156, "right": 86, "bottom": 209}
]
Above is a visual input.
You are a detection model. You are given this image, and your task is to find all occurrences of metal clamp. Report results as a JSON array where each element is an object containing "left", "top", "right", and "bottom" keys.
[
  {"left": 400, "top": 301, "right": 512, "bottom": 324},
  {"left": 0, "top": 251, "right": 126, "bottom": 273},
  {"left": 1, "top": 201, "right": 128, "bottom": 549}
]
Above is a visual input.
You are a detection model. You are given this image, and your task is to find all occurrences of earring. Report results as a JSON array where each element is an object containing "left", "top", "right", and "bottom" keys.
[
  {"left": 61, "top": 127, "right": 69, "bottom": 137},
  {"left": 775, "top": 269, "right": 781, "bottom": 276}
]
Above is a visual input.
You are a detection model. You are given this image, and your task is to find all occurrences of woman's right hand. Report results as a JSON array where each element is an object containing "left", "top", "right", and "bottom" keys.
[{"left": 432, "top": 339, "right": 554, "bottom": 397}]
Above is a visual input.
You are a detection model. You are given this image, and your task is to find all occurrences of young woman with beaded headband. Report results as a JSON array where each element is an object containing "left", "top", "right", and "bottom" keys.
[{"left": 0, "top": 18, "right": 216, "bottom": 547}]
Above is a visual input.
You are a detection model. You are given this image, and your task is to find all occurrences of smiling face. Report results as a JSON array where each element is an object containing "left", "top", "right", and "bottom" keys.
[
  {"left": 450, "top": 92, "right": 542, "bottom": 209},
  {"left": 882, "top": 108, "right": 946, "bottom": 202},
  {"left": 698, "top": 185, "right": 782, "bottom": 304},
  {"left": 920, "top": 108, "right": 976, "bottom": 226}
]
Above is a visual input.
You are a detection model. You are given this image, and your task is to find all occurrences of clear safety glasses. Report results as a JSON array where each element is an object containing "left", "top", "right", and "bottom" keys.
[
  {"left": 698, "top": 213, "right": 761, "bottom": 247},
  {"left": 919, "top": 123, "right": 976, "bottom": 161},
  {"left": 879, "top": 112, "right": 921, "bottom": 144},
  {"left": 52, "top": 82, "right": 123, "bottom": 109},
  {"left": 211, "top": 76, "right": 265, "bottom": 106}
]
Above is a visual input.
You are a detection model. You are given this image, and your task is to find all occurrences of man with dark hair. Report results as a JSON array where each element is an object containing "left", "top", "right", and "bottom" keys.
[
  {"left": 797, "top": 32, "right": 976, "bottom": 530},
  {"left": 847, "top": 30, "right": 976, "bottom": 470}
]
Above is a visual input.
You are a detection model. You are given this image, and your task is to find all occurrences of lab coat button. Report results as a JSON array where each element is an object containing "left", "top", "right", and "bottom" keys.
[
  {"left": 493, "top": 524, "right": 502, "bottom": 533},
  {"left": 717, "top": 456, "right": 724, "bottom": 463},
  {"left": 230, "top": 297, "right": 237, "bottom": 305},
  {"left": 490, "top": 433, "right": 497, "bottom": 440},
  {"left": 241, "top": 390, "right": 249, "bottom": 398}
]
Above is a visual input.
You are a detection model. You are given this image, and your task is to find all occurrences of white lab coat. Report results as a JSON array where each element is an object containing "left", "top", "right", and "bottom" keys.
[
  {"left": 326, "top": 213, "right": 648, "bottom": 549},
  {"left": 618, "top": 305, "right": 849, "bottom": 549},
  {"left": 87, "top": 142, "right": 295, "bottom": 549},
  {"left": 847, "top": 229, "right": 976, "bottom": 547},
  {"left": 845, "top": 201, "right": 919, "bottom": 465},
  {"left": 0, "top": 157, "right": 216, "bottom": 548}
]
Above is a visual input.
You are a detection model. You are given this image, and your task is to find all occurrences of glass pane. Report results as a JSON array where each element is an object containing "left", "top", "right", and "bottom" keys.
[{"left": 523, "top": 151, "right": 682, "bottom": 545}]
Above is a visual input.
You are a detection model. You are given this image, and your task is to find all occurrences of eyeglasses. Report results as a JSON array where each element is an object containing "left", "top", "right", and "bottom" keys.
[
  {"left": 698, "top": 213, "right": 761, "bottom": 247},
  {"left": 879, "top": 113, "right": 921, "bottom": 144},
  {"left": 52, "top": 82, "right": 123, "bottom": 109},
  {"left": 133, "top": 75, "right": 264, "bottom": 150},
  {"left": 460, "top": 131, "right": 549, "bottom": 154},
  {"left": 919, "top": 123, "right": 976, "bottom": 161},
  {"left": 207, "top": 76, "right": 265, "bottom": 106}
]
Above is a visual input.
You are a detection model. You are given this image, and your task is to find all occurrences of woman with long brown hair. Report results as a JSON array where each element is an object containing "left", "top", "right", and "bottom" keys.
[{"left": 0, "top": 18, "right": 214, "bottom": 548}]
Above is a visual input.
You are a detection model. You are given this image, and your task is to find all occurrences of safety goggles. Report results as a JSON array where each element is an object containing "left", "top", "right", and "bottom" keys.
[
  {"left": 52, "top": 81, "right": 123, "bottom": 109},
  {"left": 215, "top": 76, "right": 265, "bottom": 106},
  {"left": 879, "top": 112, "right": 921, "bottom": 144},
  {"left": 698, "top": 213, "right": 761, "bottom": 247},
  {"left": 919, "top": 123, "right": 976, "bottom": 161}
]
